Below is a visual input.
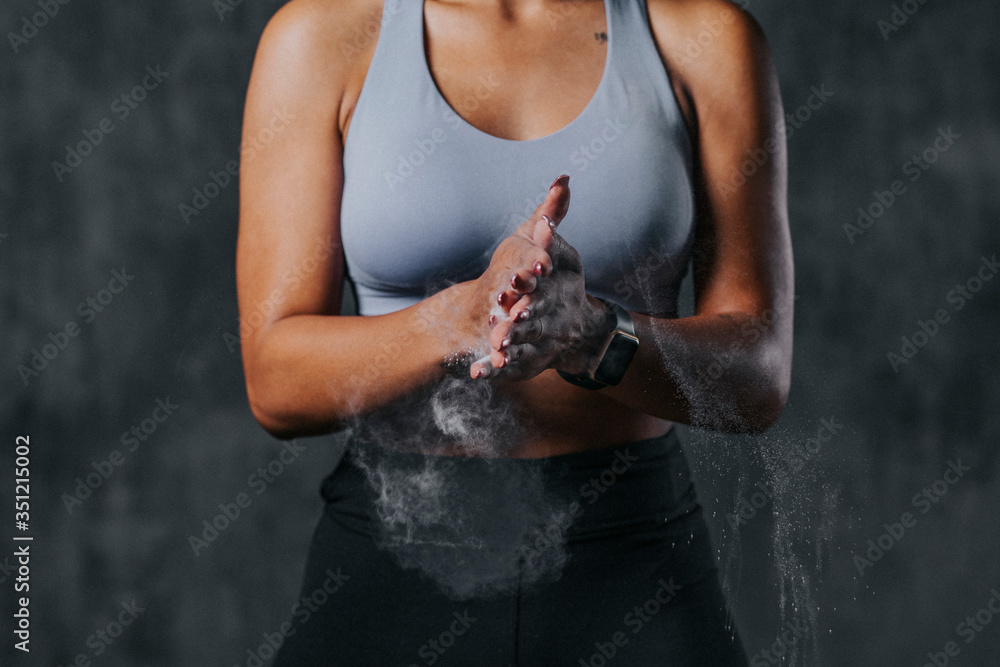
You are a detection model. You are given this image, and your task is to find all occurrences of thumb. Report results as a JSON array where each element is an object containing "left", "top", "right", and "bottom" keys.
[{"left": 530, "top": 174, "right": 570, "bottom": 249}]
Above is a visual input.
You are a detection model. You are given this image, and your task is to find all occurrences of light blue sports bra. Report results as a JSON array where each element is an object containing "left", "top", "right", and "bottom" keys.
[{"left": 341, "top": 0, "right": 695, "bottom": 317}]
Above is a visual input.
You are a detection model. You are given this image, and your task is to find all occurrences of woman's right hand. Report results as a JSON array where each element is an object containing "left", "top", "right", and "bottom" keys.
[{"left": 459, "top": 175, "right": 572, "bottom": 374}]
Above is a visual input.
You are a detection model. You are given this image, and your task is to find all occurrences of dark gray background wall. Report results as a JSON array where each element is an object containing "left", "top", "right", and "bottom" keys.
[{"left": 2, "top": 1, "right": 998, "bottom": 665}]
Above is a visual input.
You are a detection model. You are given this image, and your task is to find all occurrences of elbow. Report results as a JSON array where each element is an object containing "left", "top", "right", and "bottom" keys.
[
  {"left": 743, "top": 374, "right": 789, "bottom": 434},
  {"left": 240, "top": 322, "right": 361, "bottom": 439},
  {"left": 701, "top": 362, "right": 789, "bottom": 435},
  {"left": 246, "top": 379, "right": 300, "bottom": 440},
  {"left": 738, "top": 350, "right": 792, "bottom": 433},
  {"left": 242, "top": 330, "right": 344, "bottom": 439},
  {"left": 682, "top": 376, "right": 788, "bottom": 435},
  {"left": 737, "top": 334, "right": 793, "bottom": 434},
  {"left": 245, "top": 369, "right": 340, "bottom": 440},
  {"left": 248, "top": 393, "right": 299, "bottom": 440}
]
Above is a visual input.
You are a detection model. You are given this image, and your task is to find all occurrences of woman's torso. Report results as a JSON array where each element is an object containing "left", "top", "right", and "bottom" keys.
[{"left": 334, "top": 0, "right": 699, "bottom": 457}]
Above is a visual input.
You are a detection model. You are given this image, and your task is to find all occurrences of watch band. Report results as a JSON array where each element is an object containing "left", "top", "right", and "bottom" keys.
[{"left": 557, "top": 298, "right": 639, "bottom": 389}]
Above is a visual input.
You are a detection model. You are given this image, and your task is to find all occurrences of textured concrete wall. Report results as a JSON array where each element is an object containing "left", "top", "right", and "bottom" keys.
[{"left": 1, "top": 0, "right": 997, "bottom": 664}]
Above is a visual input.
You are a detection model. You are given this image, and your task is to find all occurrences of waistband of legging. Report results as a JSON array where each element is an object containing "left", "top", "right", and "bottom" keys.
[{"left": 320, "top": 426, "right": 700, "bottom": 540}]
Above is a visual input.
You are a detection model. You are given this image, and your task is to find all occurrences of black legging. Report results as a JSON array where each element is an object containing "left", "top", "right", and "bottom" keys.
[{"left": 271, "top": 428, "right": 748, "bottom": 666}]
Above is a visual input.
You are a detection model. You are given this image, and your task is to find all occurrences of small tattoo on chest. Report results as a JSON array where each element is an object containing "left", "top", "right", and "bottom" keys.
[{"left": 594, "top": 31, "right": 607, "bottom": 44}]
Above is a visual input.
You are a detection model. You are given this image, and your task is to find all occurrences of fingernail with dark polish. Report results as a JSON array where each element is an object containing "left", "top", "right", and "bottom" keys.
[
  {"left": 549, "top": 174, "right": 570, "bottom": 191},
  {"left": 500, "top": 337, "right": 510, "bottom": 350},
  {"left": 497, "top": 291, "right": 504, "bottom": 305},
  {"left": 533, "top": 261, "right": 543, "bottom": 276},
  {"left": 515, "top": 309, "right": 528, "bottom": 323},
  {"left": 489, "top": 314, "right": 497, "bottom": 327}
]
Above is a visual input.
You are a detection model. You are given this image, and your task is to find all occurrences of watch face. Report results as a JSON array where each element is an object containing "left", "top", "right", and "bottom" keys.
[{"left": 593, "top": 334, "right": 640, "bottom": 386}]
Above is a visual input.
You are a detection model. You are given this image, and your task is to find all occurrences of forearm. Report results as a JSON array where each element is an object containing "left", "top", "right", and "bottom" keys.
[
  {"left": 244, "top": 283, "right": 480, "bottom": 439},
  {"left": 598, "top": 310, "right": 791, "bottom": 433}
]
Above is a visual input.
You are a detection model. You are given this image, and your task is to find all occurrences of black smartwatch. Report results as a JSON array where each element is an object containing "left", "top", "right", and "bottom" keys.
[{"left": 557, "top": 298, "right": 639, "bottom": 390}]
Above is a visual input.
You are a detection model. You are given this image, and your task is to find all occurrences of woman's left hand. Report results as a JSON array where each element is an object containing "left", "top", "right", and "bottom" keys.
[{"left": 469, "top": 204, "right": 615, "bottom": 382}]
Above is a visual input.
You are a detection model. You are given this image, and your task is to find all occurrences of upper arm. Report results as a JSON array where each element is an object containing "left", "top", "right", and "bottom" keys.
[
  {"left": 648, "top": 0, "right": 793, "bottom": 326},
  {"left": 236, "top": 0, "right": 359, "bottom": 369}
]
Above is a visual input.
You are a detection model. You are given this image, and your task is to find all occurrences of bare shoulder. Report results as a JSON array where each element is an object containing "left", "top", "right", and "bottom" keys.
[
  {"left": 262, "top": 0, "right": 385, "bottom": 59},
  {"left": 645, "top": 0, "right": 777, "bottom": 122},
  {"left": 644, "top": 0, "right": 783, "bottom": 169},
  {"left": 249, "top": 0, "right": 386, "bottom": 132},
  {"left": 645, "top": 0, "right": 770, "bottom": 73}
]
